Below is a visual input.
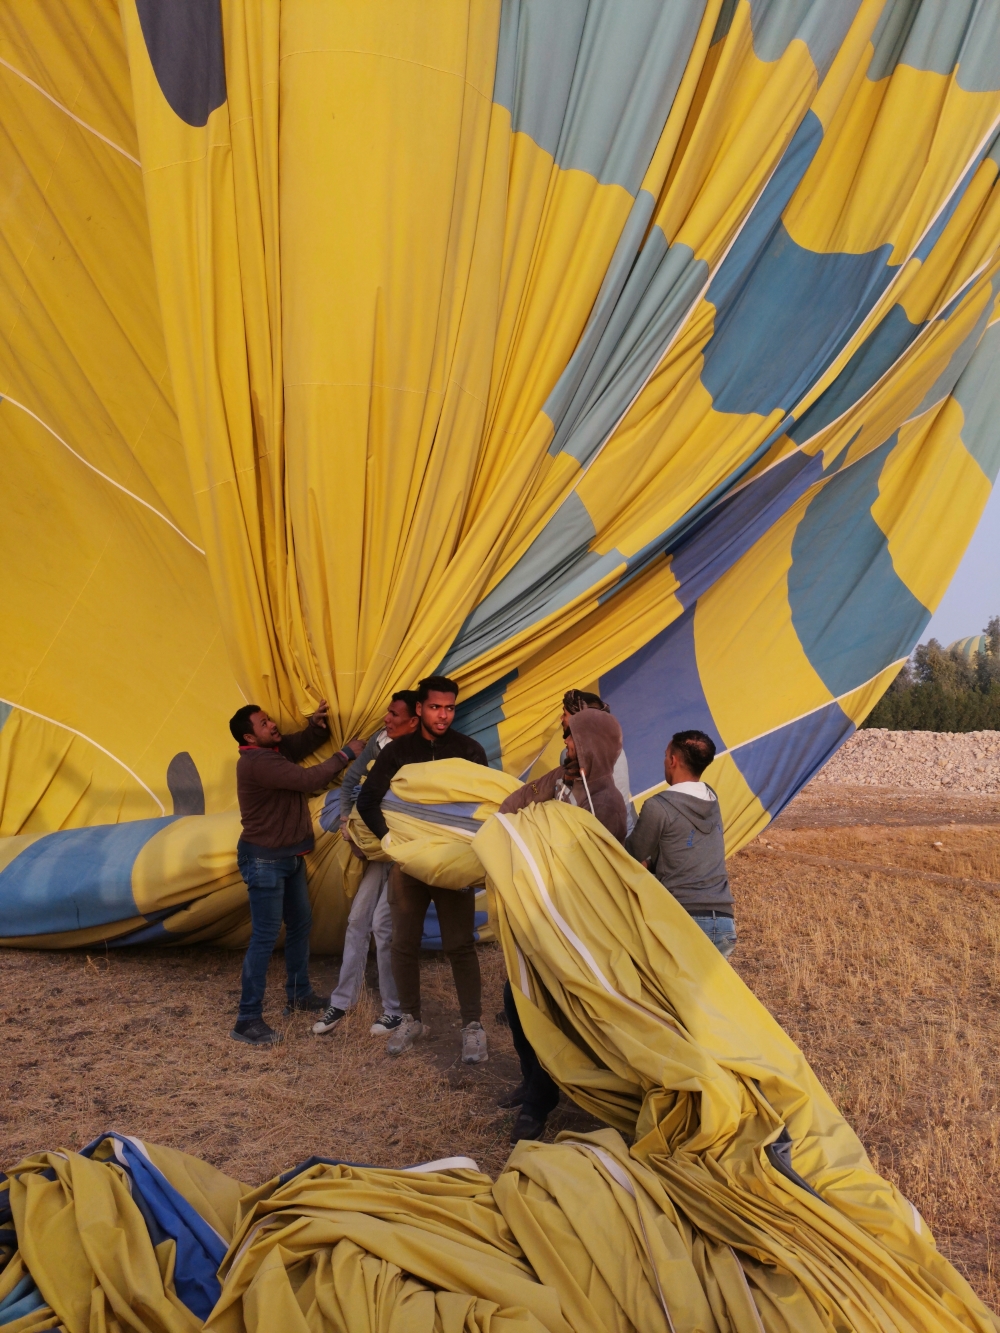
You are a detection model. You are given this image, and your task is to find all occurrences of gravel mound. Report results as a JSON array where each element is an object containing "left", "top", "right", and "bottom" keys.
[{"left": 814, "top": 729, "right": 1000, "bottom": 793}]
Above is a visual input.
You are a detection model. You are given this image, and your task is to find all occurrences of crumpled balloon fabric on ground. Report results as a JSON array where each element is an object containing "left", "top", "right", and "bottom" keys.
[{"left": 2, "top": 771, "right": 997, "bottom": 1332}]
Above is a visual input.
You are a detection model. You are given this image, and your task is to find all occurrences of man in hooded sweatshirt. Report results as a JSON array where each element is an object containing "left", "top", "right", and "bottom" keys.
[
  {"left": 626, "top": 729, "right": 736, "bottom": 958},
  {"left": 560, "top": 689, "right": 637, "bottom": 834},
  {"left": 498, "top": 708, "right": 627, "bottom": 839},
  {"left": 495, "top": 708, "right": 626, "bottom": 1141}
]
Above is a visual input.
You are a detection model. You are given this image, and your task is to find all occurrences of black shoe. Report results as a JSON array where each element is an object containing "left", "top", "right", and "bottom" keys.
[
  {"left": 497, "top": 1081, "right": 528, "bottom": 1109},
  {"left": 231, "top": 1017, "right": 283, "bottom": 1046},
  {"left": 312, "top": 1005, "right": 347, "bottom": 1035},
  {"left": 510, "top": 1110, "right": 548, "bottom": 1144},
  {"left": 283, "top": 991, "right": 327, "bottom": 1015}
]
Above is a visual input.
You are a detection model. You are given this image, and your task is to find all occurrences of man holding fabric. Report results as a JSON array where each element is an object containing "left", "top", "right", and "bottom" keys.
[
  {"left": 357, "top": 675, "right": 490, "bottom": 1063},
  {"left": 626, "top": 729, "right": 736, "bottom": 957},
  {"left": 229, "top": 700, "right": 364, "bottom": 1047},
  {"left": 560, "top": 688, "right": 637, "bottom": 834},
  {"left": 312, "top": 690, "right": 420, "bottom": 1038}
]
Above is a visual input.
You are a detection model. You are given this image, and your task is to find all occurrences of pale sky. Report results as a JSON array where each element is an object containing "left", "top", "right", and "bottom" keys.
[{"left": 921, "top": 482, "right": 1000, "bottom": 647}]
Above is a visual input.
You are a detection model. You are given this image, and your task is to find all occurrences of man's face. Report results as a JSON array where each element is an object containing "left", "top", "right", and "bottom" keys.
[
  {"left": 246, "top": 710, "right": 282, "bottom": 747},
  {"left": 417, "top": 690, "right": 456, "bottom": 737},
  {"left": 664, "top": 744, "right": 679, "bottom": 785},
  {"left": 564, "top": 733, "right": 577, "bottom": 764},
  {"left": 560, "top": 708, "right": 571, "bottom": 729},
  {"left": 384, "top": 699, "right": 418, "bottom": 740}
]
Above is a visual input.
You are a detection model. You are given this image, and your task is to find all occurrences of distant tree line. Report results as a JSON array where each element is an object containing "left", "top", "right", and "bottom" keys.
[{"left": 863, "top": 617, "right": 1000, "bottom": 731}]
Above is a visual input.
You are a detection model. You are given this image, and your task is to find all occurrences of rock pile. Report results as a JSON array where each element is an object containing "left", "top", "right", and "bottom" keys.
[{"left": 814, "top": 729, "right": 1000, "bottom": 793}]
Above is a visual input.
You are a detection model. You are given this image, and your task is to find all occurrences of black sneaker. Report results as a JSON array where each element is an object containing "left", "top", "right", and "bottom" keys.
[
  {"left": 283, "top": 991, "right": 327, "bottom": 1015},
  {"left": 510, "top": 1110, "right": 547, "bottom": 1144},
  {"left": 497, "top": 1081, "right": 527, "bottom": 1109},
  {"left": 312, "top": 1005, "right": 347, "bottom": 1035},
  {"left": 369, "top": 1013, "right": 404, "bottom": 1036},
  {"left": 231, "top": 1017, "right": 283, "bottom": 1046}
]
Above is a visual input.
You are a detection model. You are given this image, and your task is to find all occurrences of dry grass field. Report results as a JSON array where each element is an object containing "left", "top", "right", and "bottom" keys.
[{"left": 1, "top": 785, "right": 997, "bottom": 1309}]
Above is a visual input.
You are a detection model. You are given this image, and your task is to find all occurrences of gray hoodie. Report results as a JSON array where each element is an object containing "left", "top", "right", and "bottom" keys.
[{"left": 626, "top": 786, "right": 732, "bottom": 915}]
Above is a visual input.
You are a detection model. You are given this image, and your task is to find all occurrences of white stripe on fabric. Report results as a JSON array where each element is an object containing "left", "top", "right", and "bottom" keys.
[
  {"left": 0, "top": 56, "right": 142, "bottom": 166},
  {"left": 402, "top": 1156, "right": 481, "bottom": 1174},
  {"left": 494, "top": 812, "right": 675, "bottom": 1029},
  {"left": 2, "top": 396, "right": 205, "bottom": 554},
  {"left": 630, "top": 655, "right": 910, "bottom": 803},
  {"left": 573, "top": 1143, "right": 676, "bottom": 1333},
  {"left": 0, "top": 697, "right": 166, "bottom": 814}
]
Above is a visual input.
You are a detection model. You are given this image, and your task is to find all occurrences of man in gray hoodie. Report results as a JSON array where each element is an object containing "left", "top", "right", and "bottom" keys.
[{"left": 625, "top": 730, "right": 736, "bottom": 958}]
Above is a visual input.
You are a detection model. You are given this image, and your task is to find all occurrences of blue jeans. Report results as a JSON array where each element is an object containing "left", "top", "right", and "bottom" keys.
[
  {"left": 692, "top": 914, "right": 737, "bottom": 959},
  {"left": 237, "top": 851, "right": 313, "bottom": 1019}
]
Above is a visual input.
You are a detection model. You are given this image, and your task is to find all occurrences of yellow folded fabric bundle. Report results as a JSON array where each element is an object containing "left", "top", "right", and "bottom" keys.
[{"left": 347, "top": 758, "right": 521, "bottom": 889}]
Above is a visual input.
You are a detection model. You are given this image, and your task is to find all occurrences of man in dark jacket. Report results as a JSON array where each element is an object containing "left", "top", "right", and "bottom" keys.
[
  {"left": 626, "top": 729, "right": 735, "bottom": 958},
  {"left": 230, "top": 700, "right": 363, "bottom": 1046},
  {"left": 496, "top": 707, "right": 626, "bottom": 1143},
  {"left": 357, "top": 675, "right": 489, "bottom": 1063}
]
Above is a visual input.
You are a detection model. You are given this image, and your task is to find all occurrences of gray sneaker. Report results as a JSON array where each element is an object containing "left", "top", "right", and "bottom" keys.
[
  {"left": 461, "top": 1021, "right": 488, "bottom": 1064},
  {"left": 386, "top": 1014, "right": 430, "bottom": 1056}
]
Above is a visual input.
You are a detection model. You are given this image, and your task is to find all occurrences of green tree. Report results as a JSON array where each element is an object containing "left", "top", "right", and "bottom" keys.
[{"left": 863, "top": 617, "right": 1000, "bottom": 731}]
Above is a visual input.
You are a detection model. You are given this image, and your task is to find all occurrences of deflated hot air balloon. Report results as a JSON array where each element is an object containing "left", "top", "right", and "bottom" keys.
[
  {"left": 4, "top": 8, "right": 1000, "bottom": 1331},
  {"left": 2, "top": 0, "right": 1000, "bottom": 945}
]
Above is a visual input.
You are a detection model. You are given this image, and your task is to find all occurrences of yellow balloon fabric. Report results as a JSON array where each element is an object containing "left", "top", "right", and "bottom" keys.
[
  {"left": 2, "top": 772, "right": 997, "bottom": 1331},
  {"left": 6, "top": 7, "right": 1000, "bottom": 1324},
  {"left": 4, "top": 0, "right": 1000, "bottom": 870}
]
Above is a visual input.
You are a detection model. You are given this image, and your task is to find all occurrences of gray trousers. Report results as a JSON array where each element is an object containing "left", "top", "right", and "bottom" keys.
[{"left": 329, "top": 861, "right": 401, "bottom": 1015}]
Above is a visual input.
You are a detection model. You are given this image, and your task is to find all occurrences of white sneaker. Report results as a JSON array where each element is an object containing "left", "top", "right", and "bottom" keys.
[
  {"left": 386, "top": 1014, "right": 430, "bottom": 1056},
  {"left": 461, "top": 1021, "right": 488, "bottom": 1064},
  {"left": 370, "top": 1013, "right": 404, "bottom": 1036}
]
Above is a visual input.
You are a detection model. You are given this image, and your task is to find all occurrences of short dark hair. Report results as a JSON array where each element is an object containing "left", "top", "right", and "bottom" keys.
[
  {"left": 392, "top": 689, "right": 419, "bottom": 717},
  {"left": 669, "top": 729, "right": 716, "bottom": 777},
  {"left": 417, "top": 675, "right": 458, "bottom": 703},
  {"left": 563, "top": 688, "right": 609, "bottom": 715},
  {"left": 229, "top": 704, "right": 262, "bottom": 745}
]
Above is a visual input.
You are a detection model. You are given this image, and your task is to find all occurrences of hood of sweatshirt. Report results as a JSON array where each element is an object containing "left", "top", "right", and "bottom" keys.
[
  {"left": 661, "top": 787, "right": 720, "bottom": 833},
  {"left": 565, "top": 710, "right": 622, "bottom": 790}
]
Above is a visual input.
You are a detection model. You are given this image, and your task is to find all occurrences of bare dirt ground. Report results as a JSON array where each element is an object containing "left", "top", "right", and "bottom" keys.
[{"left": 1, "top": 772, "right": 997, "bottom": 1309}]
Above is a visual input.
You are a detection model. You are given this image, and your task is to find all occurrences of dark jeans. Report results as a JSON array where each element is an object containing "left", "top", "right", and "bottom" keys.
[
  {"left": 388, "top": 868, "right": 481, "bottom": 1025},
  {"left": 503, "top": 980, "right": 559, "bottom": 1119},
  {"left": 236, "top": 850, "right": 313, "bottom": 1020}
]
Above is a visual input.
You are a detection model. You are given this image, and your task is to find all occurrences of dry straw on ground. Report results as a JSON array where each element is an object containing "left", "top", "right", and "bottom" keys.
[
  {"left": 1, "top": 799, "right": 997, "bottom": 1310},
  {"left": 734, "top": 822, "right": 1000, "bottom": 1309}
]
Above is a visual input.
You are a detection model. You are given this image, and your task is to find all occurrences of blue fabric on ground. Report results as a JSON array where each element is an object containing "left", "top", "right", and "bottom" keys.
[
  {"left": 0, "top": 1276, "right": 46, "bottom": 1326},
  {"left": 80, "top": 1133, "right": 227, "bottom": 1321}
]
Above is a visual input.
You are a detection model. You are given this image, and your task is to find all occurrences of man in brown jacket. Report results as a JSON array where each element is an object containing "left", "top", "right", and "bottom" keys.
[{"left": 230, "top": 700, "right": 363, "bottom": 1046}]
